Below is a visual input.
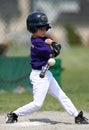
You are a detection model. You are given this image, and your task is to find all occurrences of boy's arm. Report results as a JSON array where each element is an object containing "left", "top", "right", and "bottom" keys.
[{"left": 45, "top": 39, "right": 61, "bottom": 57}]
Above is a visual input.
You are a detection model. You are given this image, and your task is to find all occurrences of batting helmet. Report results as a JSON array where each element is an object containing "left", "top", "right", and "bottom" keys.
[{"left": 26, "top": 11, "right": 51, "bottom": 33}]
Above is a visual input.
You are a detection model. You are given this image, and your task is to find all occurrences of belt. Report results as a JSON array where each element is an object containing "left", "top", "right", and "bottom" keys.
[{"left": 32, "top": 67, "right": 42, "bottom": 70}]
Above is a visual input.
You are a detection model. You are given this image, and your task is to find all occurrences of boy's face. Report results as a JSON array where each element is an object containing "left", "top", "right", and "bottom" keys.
[{"left": 33, "top": 26, "right": 47, "bottom": 37}]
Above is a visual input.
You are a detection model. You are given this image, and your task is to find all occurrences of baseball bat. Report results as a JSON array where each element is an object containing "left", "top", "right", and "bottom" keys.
[
  {"left": 39, "top": 63, "right": 49, "bottom": 78},
  {"left": 39, "top": 42, "right": 61, "bottom": 78}
]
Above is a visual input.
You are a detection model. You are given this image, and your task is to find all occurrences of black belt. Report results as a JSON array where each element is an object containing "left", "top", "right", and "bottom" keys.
[{"left": 32, "top": 67, "right": 42, "bottom": 70}]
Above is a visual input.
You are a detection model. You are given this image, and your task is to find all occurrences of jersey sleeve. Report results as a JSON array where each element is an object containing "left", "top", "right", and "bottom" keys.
[{"left": 31, "top": 38, "right": 52, "bottom": 58}]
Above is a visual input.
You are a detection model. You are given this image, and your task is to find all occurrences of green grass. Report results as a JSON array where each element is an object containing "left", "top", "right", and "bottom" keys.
[
  {"left": 0, "top": 92, "right": 33, "bottom": 113},
  {"left": 59, "top": 46, "right": 89, "bottom": 111},
  {"left": 60, "top": 46, "right": 89, "bottom": 93},
  {"left": 0, "top": 46, "right": 89, "bottom": 113}
]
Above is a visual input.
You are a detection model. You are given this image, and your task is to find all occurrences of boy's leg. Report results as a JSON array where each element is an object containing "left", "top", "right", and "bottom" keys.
[
  {"left": 48, "top": 76, "right": 78, "bottom": 117},
  {"left": 6, "top": 70, "right": 50, "bottom": 123},
  {"left": 47, "top": 71, "right": 89, "bottom": 124},
  {"left": 14, "top": 70, "right": 49, "bottom": 116}
]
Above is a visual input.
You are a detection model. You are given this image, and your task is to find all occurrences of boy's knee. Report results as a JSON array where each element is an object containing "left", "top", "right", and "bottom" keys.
[{"left": 34, "top": 102, "right": 43, "bottom": 109}]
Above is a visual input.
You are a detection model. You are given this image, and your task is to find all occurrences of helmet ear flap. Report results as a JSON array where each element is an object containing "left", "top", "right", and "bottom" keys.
[
  {"left": 32, "top": 27, "right": 37, "bottom": 33},
  {"left": 27, "top": 18, "right": 37, "bottom": 33},
  {"left": 27, "top": 25, "right": 37, "bottom": 33}
]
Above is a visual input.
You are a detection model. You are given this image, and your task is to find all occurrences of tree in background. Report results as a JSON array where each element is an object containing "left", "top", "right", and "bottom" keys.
[{"left": 65, "top": 24, "right": 82, "bottom": 46}]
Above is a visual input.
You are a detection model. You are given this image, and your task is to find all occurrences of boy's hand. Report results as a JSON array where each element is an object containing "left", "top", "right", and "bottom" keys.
[{"left": 45, "top": 39, "right": 53, "bottom": 45}]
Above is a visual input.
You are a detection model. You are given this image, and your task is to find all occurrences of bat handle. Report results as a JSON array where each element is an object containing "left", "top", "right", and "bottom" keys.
[
  {"left": 39, "top": 72, "right": 45, "bottom": 78},
  {"left": 39, "top": 64, "right": 49, "bottom": 78}
]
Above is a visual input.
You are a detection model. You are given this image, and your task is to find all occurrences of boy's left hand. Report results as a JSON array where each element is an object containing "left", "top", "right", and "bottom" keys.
[{"left": 45, "top": 39, "right": 53, "bottom": 45}]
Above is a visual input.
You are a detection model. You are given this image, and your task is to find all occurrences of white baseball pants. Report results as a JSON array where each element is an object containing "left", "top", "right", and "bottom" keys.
[{"left": 14, "top": 69, "right": 78, "bottom": 117}]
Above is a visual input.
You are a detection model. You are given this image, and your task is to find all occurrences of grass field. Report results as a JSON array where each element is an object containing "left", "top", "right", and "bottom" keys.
[{"left": 0, "top": 46, "right": 89, "bottom": 113}]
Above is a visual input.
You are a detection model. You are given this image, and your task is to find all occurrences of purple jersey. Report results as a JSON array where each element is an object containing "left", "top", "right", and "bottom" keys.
[{"left": 30, "top": 36, "right": 52, "bottom": 69}]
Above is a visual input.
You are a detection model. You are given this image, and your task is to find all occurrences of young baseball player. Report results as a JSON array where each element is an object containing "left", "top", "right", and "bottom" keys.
[{"left": 6, "top": 11, "right": 88, "bottom": 124}]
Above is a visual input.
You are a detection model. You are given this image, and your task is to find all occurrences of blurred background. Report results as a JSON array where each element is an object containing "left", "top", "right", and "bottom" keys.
[
  {"left": 0, "top": 0, "right": 89, "bottom": 113},
  {"left": 0, "top": 0, "right": 89, "bottom": 57}
]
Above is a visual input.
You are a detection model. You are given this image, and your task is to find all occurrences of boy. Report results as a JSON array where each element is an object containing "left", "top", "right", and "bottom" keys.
[{"left": 6, "top": 11, "right": 88, "bottom": 124}]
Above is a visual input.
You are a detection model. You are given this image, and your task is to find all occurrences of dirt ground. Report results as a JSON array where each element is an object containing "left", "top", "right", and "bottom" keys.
[{"left": 0, "top": 111, "right": 89, "bottom": 130}]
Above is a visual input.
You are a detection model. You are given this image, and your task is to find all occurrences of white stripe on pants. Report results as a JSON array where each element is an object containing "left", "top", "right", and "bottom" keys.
[{"left": 14, "top": 69, "right": 78, "bottom": 117}]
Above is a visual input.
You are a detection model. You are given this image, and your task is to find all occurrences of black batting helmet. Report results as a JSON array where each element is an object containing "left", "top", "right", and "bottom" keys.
[{"left": 26, "top": 11, "right": 51, "bottom": 33}]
